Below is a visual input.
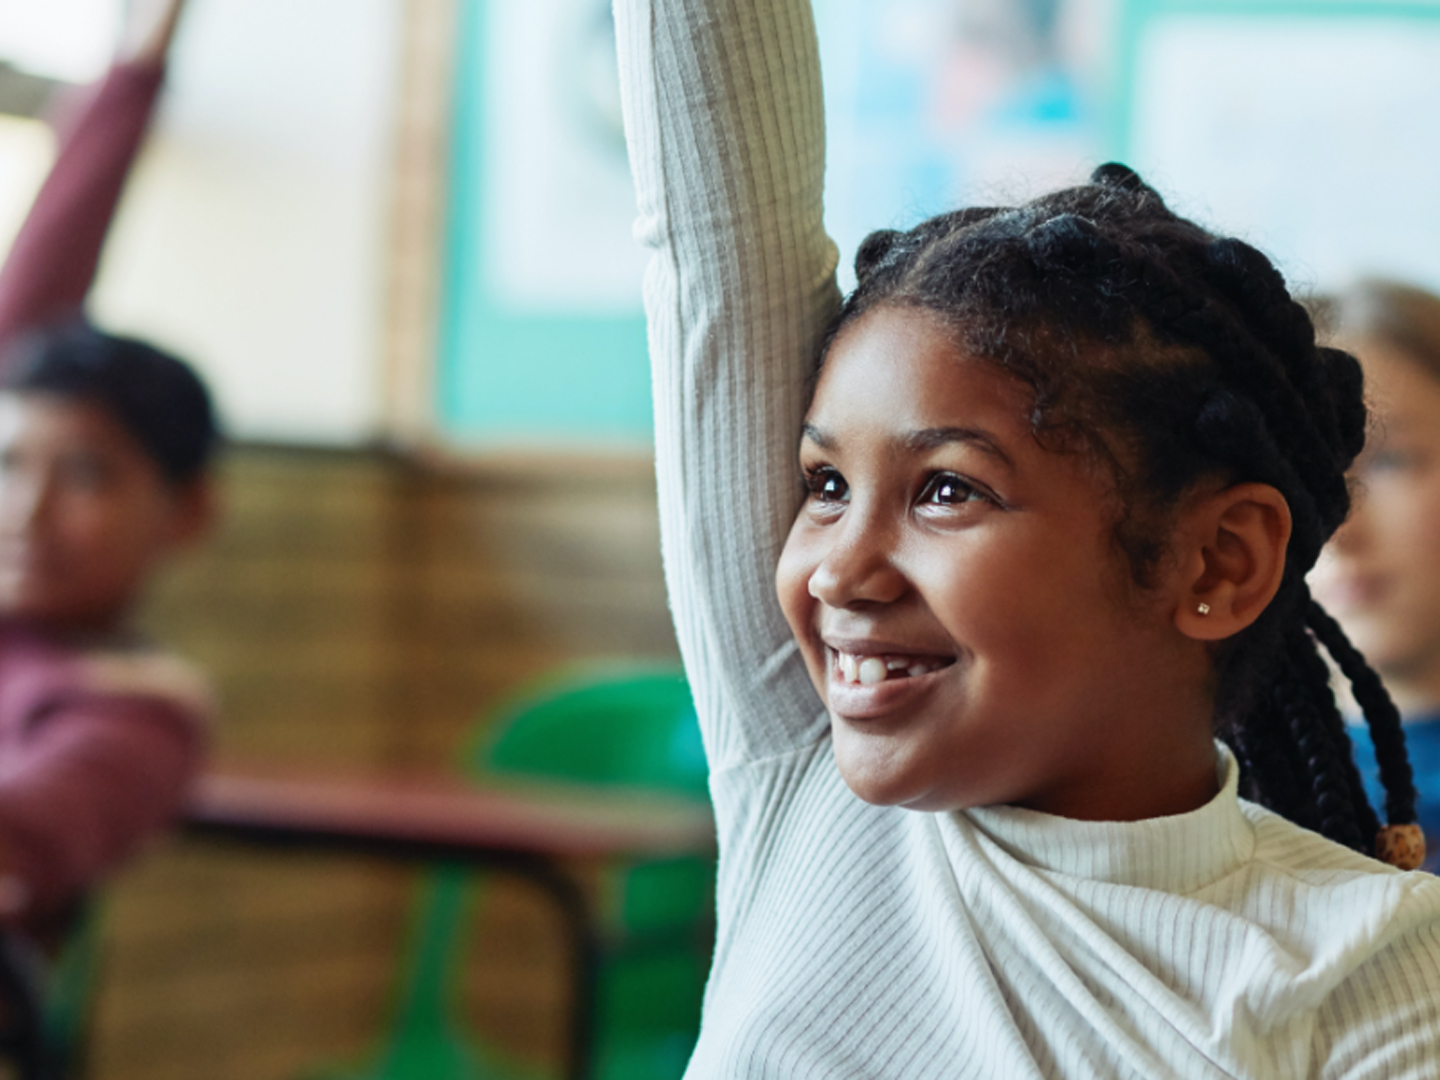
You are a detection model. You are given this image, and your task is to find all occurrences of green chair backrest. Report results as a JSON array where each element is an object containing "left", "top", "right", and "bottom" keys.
[
  {"left": 301, "top": 665, "right": 714, "bottom": 1080},
  {"left": 472, "top": 668, "right": 707, "bottom": 800},
  {"left": 478, "top": 667, "right": 714, "bottom": 1079},
  {"left": 0, "top": 904, "right": 103, "bottom": 1080},
  {"left": 45, "top": 906, "right": 103, "bottom": 1075}
]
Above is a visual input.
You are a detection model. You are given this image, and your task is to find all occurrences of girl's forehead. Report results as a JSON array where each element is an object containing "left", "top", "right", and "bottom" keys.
[{"left": 811, "top": 308, "right": 1034, "bottom": 437}]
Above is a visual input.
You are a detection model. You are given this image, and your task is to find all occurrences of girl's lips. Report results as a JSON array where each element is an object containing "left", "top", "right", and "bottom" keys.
[
  {"left": 824, "top": 646, "right": 954, "bottom": 721},
  {"left": 826, "top": 663, "right": 950, "bottom": 720}
]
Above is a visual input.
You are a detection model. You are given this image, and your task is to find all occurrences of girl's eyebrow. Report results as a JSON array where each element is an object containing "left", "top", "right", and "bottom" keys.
[
  {"left": 905, "top": 426, "right": 1015, "bottom": 468},
  {"left": 801, "top": 423, "right": 1015, "bottom": 468}
]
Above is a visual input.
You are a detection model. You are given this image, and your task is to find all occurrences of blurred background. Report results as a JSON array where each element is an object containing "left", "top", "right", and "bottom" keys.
[{"left": 0, "top": 0, "right": 1438, "bottom": 1077}]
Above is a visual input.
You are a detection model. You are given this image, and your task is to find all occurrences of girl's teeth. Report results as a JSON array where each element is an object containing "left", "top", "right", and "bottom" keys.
[
  {"left": 835, "top": 651, "right": 948, "bottom": 684},
  {"left": 858, "top": 658, "right": 888, "bottom": 685}
]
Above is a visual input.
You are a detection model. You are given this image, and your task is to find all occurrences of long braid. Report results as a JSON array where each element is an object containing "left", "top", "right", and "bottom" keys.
[
  {"left": 829, "top": 162, "right": 1421, "bottom": 865},
  {"left": 1226, "top": 633, "right": 1319, "bottom": 829},
  {"left": 1281, "top": 618, "right": 1371, "bottom": 850},
  {"left": 1307, "top": 602, "right": 1418, "bottom": 826},
  {"left": 1221, "top": 712, "right": 1309, "bottom": 827}
]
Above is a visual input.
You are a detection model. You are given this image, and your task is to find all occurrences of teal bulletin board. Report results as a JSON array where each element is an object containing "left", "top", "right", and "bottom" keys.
[
  {"left": 1114, "top": 0, "right": 1440, "bottom": 292},
  {"left": 438, "top": 0, "right": 1440, "bottom": 447},
  {"left": 438, "top": 0, "right": 653, "bottom": 448}
]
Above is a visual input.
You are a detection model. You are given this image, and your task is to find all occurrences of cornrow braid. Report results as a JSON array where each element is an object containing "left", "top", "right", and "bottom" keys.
[{"left": 825, "top": 162, "right": 1420, "bottom": 863}]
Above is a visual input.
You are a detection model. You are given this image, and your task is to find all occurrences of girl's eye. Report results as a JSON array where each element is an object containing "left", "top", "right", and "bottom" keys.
[
  {"left": 803, "top": 466, "right": 848, "bottom": 503},
  {"left": 919, "top": 473, "right": 984, "bottom": 506}
]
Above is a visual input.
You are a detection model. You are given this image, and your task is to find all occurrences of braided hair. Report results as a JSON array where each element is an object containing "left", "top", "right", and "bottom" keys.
[{"left": 826, "top": 163, "right": 1418, "bottom": 861}]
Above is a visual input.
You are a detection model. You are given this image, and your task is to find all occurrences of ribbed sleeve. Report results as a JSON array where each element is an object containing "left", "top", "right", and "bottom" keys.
[{"left": 616, "top": 0, "right": 841, "bottom": 772}]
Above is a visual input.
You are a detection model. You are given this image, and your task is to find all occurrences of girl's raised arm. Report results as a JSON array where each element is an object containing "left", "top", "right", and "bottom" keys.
[
  {"left": 616, "top": 0, "right": 842, "bottom": 768},
  {"left": 0, "top": 0, "right": 190, "bottom": 353}
]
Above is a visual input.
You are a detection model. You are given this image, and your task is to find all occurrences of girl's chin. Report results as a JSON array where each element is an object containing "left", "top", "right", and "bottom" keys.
[
  {"left": 824, "top": 664, "right": 951, "bottom": 722},
  {"left": 833, "top": 761, "right": 925, "bottom": 809},
  {"left": 828, "top": 723, "right": 961, "bottom": 811}
]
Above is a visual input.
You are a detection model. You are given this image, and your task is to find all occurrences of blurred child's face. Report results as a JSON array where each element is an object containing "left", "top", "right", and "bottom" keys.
[
  {"left": 1311, "top": 343, "right": 1440, "bottom": 713},
  {"left": 776, "top": 307, "right": 1215, "bottom": 819},
  {"left": 0, "top": 391, "right": 209, "bottom": 633}
]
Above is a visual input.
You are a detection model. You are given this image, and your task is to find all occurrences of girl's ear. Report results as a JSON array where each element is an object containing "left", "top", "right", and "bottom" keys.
[{"left": 1171, "top": 482, "right": 1292, "bottom": 641}]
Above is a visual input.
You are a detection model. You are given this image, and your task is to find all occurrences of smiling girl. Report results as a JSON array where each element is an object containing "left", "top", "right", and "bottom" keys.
[{"left": 616, "top": 0, "right": 1440, "bottom": 1075}]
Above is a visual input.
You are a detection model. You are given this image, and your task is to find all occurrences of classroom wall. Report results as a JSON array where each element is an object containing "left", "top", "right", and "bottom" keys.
[
  {"left": 92, "top": 445, "right": 678, "bottom": 1080},
  {"left": 437, "top": 0, "right": 653, "bottom": 450},
  {"left": 0, "top": 0, "right": 118, "bottom": 82},
  {"left": 0, "top": 115, "right": 50, "bottom": 256},
  {"left": 1119, "top": 0, "right": 1440, "bottom": 296},
  {"left": 7, "top": 0, "right": 1440, "bottom": 448},
  {"left": 90, "top": 0, "right": 403, "bottom": 444}
]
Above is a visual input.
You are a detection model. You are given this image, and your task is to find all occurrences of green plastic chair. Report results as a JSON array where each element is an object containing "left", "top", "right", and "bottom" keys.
[
  {"left": 0, "top": 903, "right": 105, "bottom": 1080},
  {"left": 44, "top": 909, "right": 104, "bottom": 1078},
  {"left": 305, "top": 665, "right": 713, "bottom": 1080}
]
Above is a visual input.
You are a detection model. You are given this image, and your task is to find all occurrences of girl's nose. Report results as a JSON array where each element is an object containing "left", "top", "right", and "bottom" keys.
[{"left": 807, "top": 517, "right": 906, "bottom": 608}]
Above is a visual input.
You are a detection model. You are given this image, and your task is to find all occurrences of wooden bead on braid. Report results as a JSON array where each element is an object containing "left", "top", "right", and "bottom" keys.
[{"left": 1376, "top": 824, "right": 1426, "bottom": 871}]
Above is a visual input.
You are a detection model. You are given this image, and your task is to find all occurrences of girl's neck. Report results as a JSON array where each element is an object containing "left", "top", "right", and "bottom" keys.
[{"left": 1014, "top": 699, "right": 1222, "bottom": 822}]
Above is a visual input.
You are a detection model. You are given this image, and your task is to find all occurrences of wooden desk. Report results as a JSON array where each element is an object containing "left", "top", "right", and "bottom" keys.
[
  {"left": 187, "top": 763, "right": 715, "bottom": 860},
  {"left": 183, "top": 762, "right": 717, "bottom": 1080}
]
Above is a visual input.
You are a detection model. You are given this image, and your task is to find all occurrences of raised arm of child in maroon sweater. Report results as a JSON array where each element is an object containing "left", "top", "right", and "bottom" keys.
[{"left": 0, "top": 0, "right": 189, "bottom": 354}]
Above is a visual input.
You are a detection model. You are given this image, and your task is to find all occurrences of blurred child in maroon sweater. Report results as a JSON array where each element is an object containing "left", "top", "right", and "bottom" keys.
[{"left": 0, "top": 0, "right": 215, "bottom": 940}]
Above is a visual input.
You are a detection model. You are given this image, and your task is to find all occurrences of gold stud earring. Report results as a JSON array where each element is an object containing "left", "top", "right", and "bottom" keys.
[{"left": 1196, "top": 602, "right": 1211, "bottom": 615}]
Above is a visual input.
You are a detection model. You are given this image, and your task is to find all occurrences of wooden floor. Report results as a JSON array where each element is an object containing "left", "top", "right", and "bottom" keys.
[{"left": 84, "top": 445, "right": 680, "bottom": 1080}]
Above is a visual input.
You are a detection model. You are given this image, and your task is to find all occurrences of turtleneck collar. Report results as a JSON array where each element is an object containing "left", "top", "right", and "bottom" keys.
[{"left": 960, "top": 744, "right": 1255, "bottom": 894}]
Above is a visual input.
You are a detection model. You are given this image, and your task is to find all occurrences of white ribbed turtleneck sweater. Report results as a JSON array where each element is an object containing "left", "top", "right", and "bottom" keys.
[{"left": 614, "top": 0, "right": 1440, "bottom": 1075}]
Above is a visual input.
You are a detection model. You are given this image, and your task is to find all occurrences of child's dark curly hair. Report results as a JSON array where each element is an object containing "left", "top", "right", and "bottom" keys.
[
  {"left": 825, "top": 162, "right": 1416, "bottom": 857},
  {"left": 0, "top": 318, "right": 217, "bottom": 485}
]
